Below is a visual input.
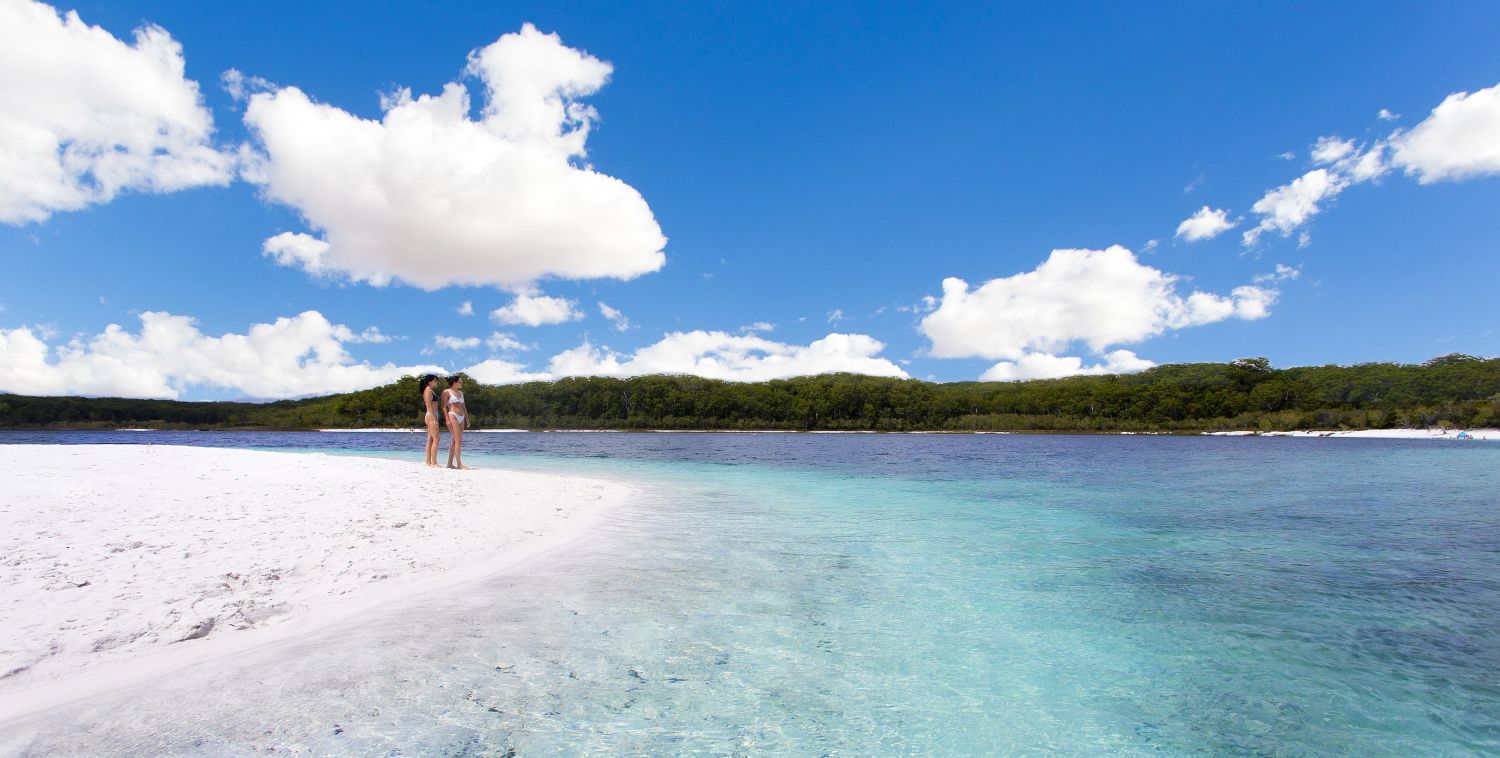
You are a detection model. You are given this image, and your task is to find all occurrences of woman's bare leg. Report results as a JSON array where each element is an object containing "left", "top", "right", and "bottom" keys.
[
  {"left": 446, "top": 419, "right": 458, "bottom": 468},
  {"left": 425, "top": 420, "right": 440, "bottom": 466}
]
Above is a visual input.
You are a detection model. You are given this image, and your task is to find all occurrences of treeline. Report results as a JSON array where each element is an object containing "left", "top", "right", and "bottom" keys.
[{"left": 2, "top": 355, "right": 1498, "bottom": 432}]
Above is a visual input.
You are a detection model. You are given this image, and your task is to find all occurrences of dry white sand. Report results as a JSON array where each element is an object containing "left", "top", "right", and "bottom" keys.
[
  {"left": 1203, "top": 428, "right": 1500, "bottom": 440},
  {"left": 0, "top": 444, "right": 634, "bottom": 721}
]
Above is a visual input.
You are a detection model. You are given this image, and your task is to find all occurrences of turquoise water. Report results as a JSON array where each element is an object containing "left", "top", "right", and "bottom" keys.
[{"left": 3, "top": 432, "right": 1500, "bottom": 755}]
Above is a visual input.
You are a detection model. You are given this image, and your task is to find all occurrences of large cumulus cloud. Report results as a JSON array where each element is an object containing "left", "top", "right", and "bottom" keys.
[
  {"left": 919, "top": 246, "right": 1278, "bottom": 380},
  {"left": 0, "top": 0, "right": 233, "bottom": 224},
  {"left": 242, "top": 23, "right": 667, "bottom": 290}
]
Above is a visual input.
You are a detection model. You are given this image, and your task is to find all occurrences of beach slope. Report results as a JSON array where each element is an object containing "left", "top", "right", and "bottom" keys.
[{"left": 0, "top": 444, "right": 633, "bottom": 720}]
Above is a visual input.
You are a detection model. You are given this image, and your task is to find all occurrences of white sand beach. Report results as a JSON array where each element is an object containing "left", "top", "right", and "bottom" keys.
[
  {"left": 0, "top": 444, "right": 634, "bottom": 721},
  {"left": 1204, "top": 428, "right": 1500, "bottom": 440}
]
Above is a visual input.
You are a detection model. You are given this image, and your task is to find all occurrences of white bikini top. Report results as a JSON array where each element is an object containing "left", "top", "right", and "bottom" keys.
[{"left": 446, "top": 389, "right": 465, "bottom": 405}]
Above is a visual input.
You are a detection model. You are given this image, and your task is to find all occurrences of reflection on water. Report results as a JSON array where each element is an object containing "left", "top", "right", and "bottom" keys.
[{"left": 3, "top": 432, "right": 1499, "bottom": 755}]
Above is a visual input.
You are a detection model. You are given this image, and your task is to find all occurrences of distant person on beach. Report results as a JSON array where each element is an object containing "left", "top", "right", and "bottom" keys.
[
  {"left": 443, "top": 375, "right": 470, "bottom": 469},
  {"left": 421, "top": 374, "right": 442, "bottom": 467}
]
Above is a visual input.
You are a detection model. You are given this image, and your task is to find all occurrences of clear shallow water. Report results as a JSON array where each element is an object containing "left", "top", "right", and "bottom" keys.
[{"left": 3, "top": 431, "right": 1499, "bottom": 755}]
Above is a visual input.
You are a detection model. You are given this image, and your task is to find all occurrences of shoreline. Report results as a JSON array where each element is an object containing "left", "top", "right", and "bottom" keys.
[
  {"left": 5, "top": 427, "right": 1494, "bottom": 438},
  {"left": 314, "top": 428, "right": 1017, "bottom": 434},
  {"left": 5, "top": 429, "right": 1494, "bottom": 441},
  {"left": 0, "top": 445, "right": 638, "bottom": 723},
  {"left": 317, "top": 427, "right": 1494, "bottom": 438},
  {"left": 1201, "top": 428, "right": 1500, "bottom": 440}
]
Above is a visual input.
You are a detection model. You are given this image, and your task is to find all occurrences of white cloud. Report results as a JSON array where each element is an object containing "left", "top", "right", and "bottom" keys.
[
  {"left": 1377, "top": 108, "right": 1400, "bottom": 122},
  {"left": 598, "top": 302, "right": 631, "bottom": 332},
  {"left": 425, "top": 334, "right": 481, "bottom": 353},
  {"left": 740, "top": 321, "right": 776, "bottom": 334},
  {"left": 1310, "top": 136, "right": 1356, "bottom": 165},
  {"left": 1174, "top": 206, "right": 1237, "bottom": 242},
  {"left": 1389, "top": 81, "right": 1500, "bottom": 184},
  {"left": 347, "top": 326, "right": 396, "bottom": 343},
  {"left": 490, "top": 291, "right": 583, "bottom": 326},
  {"left": 546, "top": 331, "right": 908, "bottom": 382},
  {"left": 1238, "top": 82, "right": 1500, "bottom": 247},
  {"left": 456, "top": 301, "right": 474, "bottom": 317},
  {"left": 1241, "top": 168, "right": 1346, "bottom": 246},
  {"left": 446, "top": 330, "right": 912, "bottom": 385},
  {"left": 485, "top": 331, "right": 531, "bottom": 352},
  {"left": 896, "top": 296, "right": 939, "bottom": 315},
  {"left": 1253, "top": 263, "right": 1301, "bottom": 285},
  {"left": 1227, "top": 284, "right": 1278, "bottom": 320},
  {"left": 220, "top": 68, "right": 272, "bottom": 102},
  {"left": 981, "top": 349, "right": 1155, "bottom": 382},
  {"left": 826, "top": 308, "right": 846, "bottom": 323},
  {"left": 1242, "top": 137, "right": 1392, "bottom": 246},
  {"left": 241, "top": 23, "right": 666, "bottom": 289},
  {"left": 1242, "top": 137, "right": 1390, "bottom": 247},
  {"left": 262, "top": 231, "right": 336, "bottom": 277},
  {"left": 1348, "top": 143, "right": 1389, "bottom": 182},
  {"left": 0, "top": 311, "right": 440, "bottom": 399},
  {"left": 0, "top": 0, "right": 233, "bottom": 224},
  {"left": 463, "top": 329, "right": 908, "bottom": 384},
  {"left": 460, "top": 358, "right": 550, "bottom": 384},
  {"left": 919, "top": 246, "right": 1274, "bottom": 369}
]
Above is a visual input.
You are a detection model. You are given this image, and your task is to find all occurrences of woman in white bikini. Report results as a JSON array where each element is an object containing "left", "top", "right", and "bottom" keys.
[
  {"left": 442, "top": 375, "right": 470, "bottom": 469},
  {"left": 420, "top": 374, "right": 441, "bottom": 467}
]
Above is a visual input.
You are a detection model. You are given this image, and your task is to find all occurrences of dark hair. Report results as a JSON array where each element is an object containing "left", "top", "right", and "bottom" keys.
[
  {"left": 418, "top": 374, "right": 437, "bottom": 397},
  {"left": 447, "top": 375, "right": 462, "bottom": 387}
]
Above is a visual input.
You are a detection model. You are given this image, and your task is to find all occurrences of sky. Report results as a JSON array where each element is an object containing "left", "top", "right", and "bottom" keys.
[{"left": 1, "top": 0, "right": 1498, "bottom": 400}]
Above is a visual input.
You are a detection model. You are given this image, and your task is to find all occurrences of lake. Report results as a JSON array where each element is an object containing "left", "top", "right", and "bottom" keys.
[{"left": 3, "top": 431, "right": 1498, "bottom": 755}]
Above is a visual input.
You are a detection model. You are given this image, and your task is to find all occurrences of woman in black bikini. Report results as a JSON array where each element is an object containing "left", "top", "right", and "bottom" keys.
[{"left": 420, "top": 374, "right": 441, "bottom": 467}]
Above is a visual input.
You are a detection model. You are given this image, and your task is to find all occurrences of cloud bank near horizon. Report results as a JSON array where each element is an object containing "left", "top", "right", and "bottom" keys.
[
  {"left": 0, "top": 312, "right": 909, "bottom": 399},
  {"left": 0, "top": 311, "right": 440, "bottom": 399},
  {"left": 919, "top": 246, "right": 1280, "bottom": 381}
]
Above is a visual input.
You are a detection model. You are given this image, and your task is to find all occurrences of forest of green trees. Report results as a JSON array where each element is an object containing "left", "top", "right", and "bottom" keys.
[{"left": 2, "top": 355, "right": 1497, "bottom": 433}]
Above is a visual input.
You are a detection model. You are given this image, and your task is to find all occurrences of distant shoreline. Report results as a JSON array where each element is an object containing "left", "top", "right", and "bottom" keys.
[
  {"left": 4, "top": 357, "right": 1497, "bottom": 437},
  {"left": 1201, "top": 428, "right": 1499, "bottom": 440},
  {"left": 3, "top": 426, "right": 1496, "bottom": 439}
]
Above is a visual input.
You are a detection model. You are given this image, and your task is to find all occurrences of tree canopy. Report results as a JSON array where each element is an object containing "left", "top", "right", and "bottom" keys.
[{"left": 2, "top": 355, "right": 1497, "bottom": 432}]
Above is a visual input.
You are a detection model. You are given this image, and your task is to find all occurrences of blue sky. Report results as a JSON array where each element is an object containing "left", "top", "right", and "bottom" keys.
[{"left": 1, "top": 1, "right": 1498, "bottom": 399}]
